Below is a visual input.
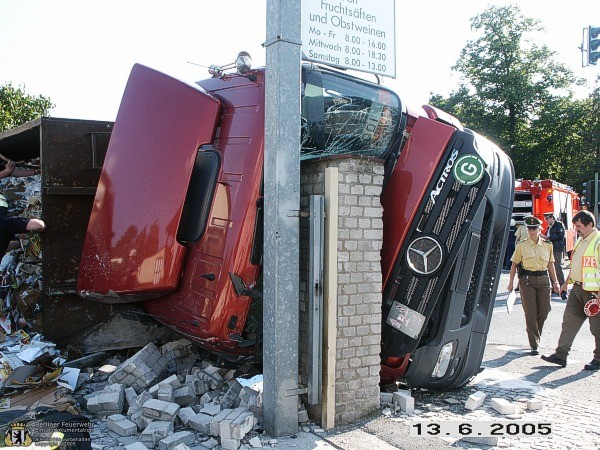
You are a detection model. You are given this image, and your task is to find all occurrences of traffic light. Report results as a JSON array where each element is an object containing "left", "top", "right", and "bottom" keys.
[
  {"left": 582, "top": 180, "right": 595, "bottom": 207},
  {"left": 584, "top": 179, "right": 599, "bottom": 209},
  {"left": 589, "top": 26, "right": 600, "bottom": 65}
]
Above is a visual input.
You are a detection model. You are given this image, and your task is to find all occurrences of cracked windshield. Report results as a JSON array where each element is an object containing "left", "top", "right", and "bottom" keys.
[{"left": 301, "top": 70, "right": 401, "bottom": 160}]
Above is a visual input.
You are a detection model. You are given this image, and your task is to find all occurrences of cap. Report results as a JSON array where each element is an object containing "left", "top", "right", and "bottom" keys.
[
  {"left": 523, "top": 215, "right": 542, "bottom": 228},
  {"left": 543, "top": 213, "right": 554, "bottom": 219}
]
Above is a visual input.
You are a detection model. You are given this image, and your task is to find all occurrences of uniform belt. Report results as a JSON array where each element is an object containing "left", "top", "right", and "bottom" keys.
[{"left": 520, "top": 269, "right": 548, "bottom": 276}]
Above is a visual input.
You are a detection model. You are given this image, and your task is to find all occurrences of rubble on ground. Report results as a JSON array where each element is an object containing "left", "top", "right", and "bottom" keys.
[
  {"left": 1, "top": 334, "right": 313, "bottom": 449},
  {"left": 78, "top": 339, "right": 288, "bottom": 449},
  {"left": 0, "top": 167, "right": 319, "bottom": 448},
  {"left": 379, "top": 385, "right": 549, "bottom": 448},
  {"left": 0, "top": 331, "right": 83, "bottom": 435}
]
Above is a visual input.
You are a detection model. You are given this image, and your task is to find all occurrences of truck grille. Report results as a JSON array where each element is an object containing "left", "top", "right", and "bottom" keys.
[
  {"left": 382, "top": 132, "right": 490, "bottom": 356},
  {"left": 466, "top": 225, "right": 502, "bottom": 312}
]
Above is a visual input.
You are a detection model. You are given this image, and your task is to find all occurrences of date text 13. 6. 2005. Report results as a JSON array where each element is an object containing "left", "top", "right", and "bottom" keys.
[{"left": 410, "top": 421, "right": 552, "bottom": 437}]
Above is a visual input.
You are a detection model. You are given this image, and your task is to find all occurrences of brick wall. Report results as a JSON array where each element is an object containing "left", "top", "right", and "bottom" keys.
[{"left": 299, "top": 156, "right": 384, "bottom": 426}]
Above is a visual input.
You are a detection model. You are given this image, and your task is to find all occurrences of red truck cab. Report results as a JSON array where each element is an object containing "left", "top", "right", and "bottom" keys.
[{"left": 78, "top": 62, "right": 514, "bottom": 387}]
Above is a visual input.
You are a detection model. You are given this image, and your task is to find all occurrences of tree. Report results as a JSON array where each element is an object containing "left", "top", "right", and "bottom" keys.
[
  {"left": 430, "top": 5, "right": 584, "bottom": 180},
  {"left": 527, "top": 87, "right": 599, "bottom": 190},
  {"left": 0, "top": 82, "right": 54, "bottom": 132}
]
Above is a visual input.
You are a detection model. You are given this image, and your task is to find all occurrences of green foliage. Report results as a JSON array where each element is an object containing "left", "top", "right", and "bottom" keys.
[
  {"left": 0, "top": 82, "right": 54, "bottom": 133},
  {"left": 429, "top": 5, "right": 597, "bottom": 190},
  {"left": 528, "top": 92, "right": 598, "bottom": 190}
]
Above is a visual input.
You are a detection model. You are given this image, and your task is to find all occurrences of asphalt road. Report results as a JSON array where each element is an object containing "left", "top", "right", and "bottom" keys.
[
  {"left": 483, "top": 268, "right": 598, "bottom": 406},
  {"left": 492, "top": 268, "right": 596, "bottom": 357}
]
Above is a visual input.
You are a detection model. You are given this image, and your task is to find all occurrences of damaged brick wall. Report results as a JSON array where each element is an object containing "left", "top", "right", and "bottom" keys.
[{"left": 299, "top": 156, "right": 384, "bottom": 426}]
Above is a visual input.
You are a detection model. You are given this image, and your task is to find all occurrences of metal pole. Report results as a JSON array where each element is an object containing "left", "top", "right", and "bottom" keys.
[
  {"left": 308, "top": 195, "right": 324, "bottom": 405},
  {"left": 263, "top": 0, "right": 302, "bottom": 437},
  {"left": 594, "top": 172, "right": 599, "bottom": 225}
]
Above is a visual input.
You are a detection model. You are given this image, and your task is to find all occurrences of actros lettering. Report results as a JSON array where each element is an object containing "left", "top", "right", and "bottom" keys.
[{"left": 430, "top": 148, "right": 460, "bottom": 205}]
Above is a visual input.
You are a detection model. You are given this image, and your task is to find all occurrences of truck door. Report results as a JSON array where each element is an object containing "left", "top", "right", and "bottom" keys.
[{"left": 78, "top": 64, "right": 221, "bottom": 301}]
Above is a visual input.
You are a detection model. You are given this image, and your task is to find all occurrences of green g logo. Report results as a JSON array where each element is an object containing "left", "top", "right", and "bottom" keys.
[{"left": 453, "top": 154, "right": 485, "bottom": 185}]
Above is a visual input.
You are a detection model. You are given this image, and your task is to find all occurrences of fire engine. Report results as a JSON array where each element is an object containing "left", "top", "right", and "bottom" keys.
[{"left": 513, "top": 179, "right": 581, "bottom": 251}]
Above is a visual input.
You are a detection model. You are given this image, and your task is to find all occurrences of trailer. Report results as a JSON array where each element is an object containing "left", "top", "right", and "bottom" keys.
[{"left": 0, "top": 118, "right": 178, "bottom": 352}]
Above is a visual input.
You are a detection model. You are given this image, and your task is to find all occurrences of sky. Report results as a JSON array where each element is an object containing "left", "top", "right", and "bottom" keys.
[{"left": 0, "top": 0, "right": 598, "bottom": 121}]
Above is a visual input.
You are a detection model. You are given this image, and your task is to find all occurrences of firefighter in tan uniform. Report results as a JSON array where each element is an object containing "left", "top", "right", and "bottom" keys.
[
  {"left": 542, "top": 210, "right": 600, "bottom": 370},
  {"left": 508, "top": 216, "right": 560, "bottom": 355}
]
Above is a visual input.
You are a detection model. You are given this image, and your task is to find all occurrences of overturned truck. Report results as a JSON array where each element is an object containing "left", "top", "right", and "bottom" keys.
[{"left": 0, "top": 60, "right": 514, "bottom": 389}]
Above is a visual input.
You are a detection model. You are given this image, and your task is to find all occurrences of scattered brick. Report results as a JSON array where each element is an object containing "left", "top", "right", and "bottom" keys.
[
  {"left": 128, "top": 409, "right": 149, "bottom": 431},
  {"left": 527, "top": 399, "right": 543, "bottom": 411},
  {"left": 142, "top": 398, "right": 181, "bottom": 422},
  {"left": 219, "top": 408, "right": 246, "bottom": 439},
  {"left": 109, "top": 343, "right": 168, "bottom": 393},
  {"left": 174, "top": 385, "right": 196, "bottom": 406},
  {"left": 199, "top": 391, "right": 220, "bottom": 405},
  {"left": 107, "top": 414, "right": 137, "bottom": 436},
  {"left": 177, "top": 407, "right": 197, "bottom": 427},
  {"left": 209, "top": 408, "right": 235, "bottom": 436},
  {"left": 249, "top": 436, "right": 262, "bottom": 448},
  {"left": 158, "top": 383, "right": 175, "bottom": 402},
  {"left": 220, "top": 437, "right": 241, "bottom": 450},
  {"left": 158, "top": 430, "right": 195, "bottom": 450},
  {"left": 86, "top": 383, "right": 125, "bottom": 416},
  {"left": 188, "top": 412, "right": 212, "bottom": 435},
  {"left": 393, "top": 390, "right": 414, "bottom": 414},
  {"left": 465, "top": 391, "right": 487, "bottom": 411},
  {"left": 228, "top": 410, "right": 255, "bottom": 439},
  {"left": 140, "top": 421, "right": 174, "bottom": 448},
  {"left": 125, "top": 443, "right": 149, "bottom": 450},
  {"left": 380, "top": 392, "right": 393, "bottom": 405},
  {"left": 491, "top": 398, "right": 517, "bottom": 415},
  {"left": 200, "top": 403, "right": 221, "bottom": 416}
]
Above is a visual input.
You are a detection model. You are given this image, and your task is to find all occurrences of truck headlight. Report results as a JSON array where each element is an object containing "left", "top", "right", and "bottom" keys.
[{"left": 431, "top": 341, "right": 456, "bottom": 378}]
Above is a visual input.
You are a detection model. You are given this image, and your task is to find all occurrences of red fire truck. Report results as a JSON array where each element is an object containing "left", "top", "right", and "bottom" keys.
[
  {"left": 513, "top": 179, "right": 581, "bottom": 252},
  {"left": 75, "top": 59, "right": 514, "bottom": 389}
]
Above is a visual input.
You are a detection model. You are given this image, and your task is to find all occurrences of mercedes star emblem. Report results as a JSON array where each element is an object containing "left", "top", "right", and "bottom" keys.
[{"left": 406, "top": 236, "right": 443, "bottom": 275}]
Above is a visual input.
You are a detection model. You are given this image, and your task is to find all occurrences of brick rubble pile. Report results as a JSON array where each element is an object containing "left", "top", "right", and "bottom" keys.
[{"left": 78, "top": 340, "right": 311, "bottom": 450}]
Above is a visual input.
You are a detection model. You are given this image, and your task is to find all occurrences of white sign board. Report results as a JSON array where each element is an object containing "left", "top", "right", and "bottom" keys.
[{"left": 301, "top": 0, "right": 396, "bottom": 78}]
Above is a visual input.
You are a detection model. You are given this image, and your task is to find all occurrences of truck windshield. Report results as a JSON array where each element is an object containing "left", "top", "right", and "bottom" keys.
[{"left": 301, "top": 69, "right": 401, "bottom": 160}]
